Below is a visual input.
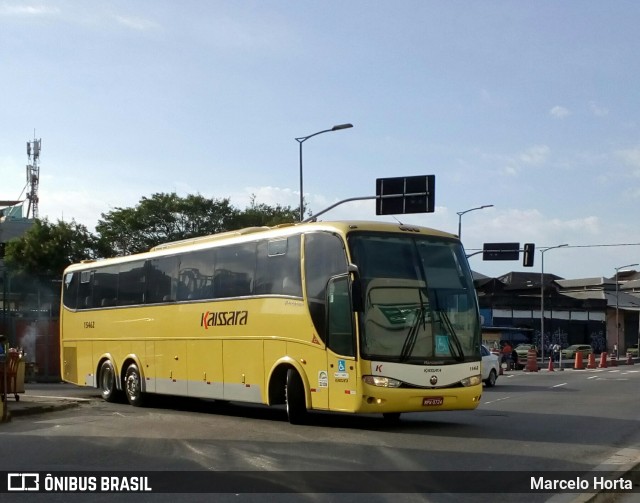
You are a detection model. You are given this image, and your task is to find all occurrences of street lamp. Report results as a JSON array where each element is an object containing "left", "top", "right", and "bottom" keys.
[
  {"left": 456, "top": 205, "right": 494, "bottom": 240},
  {"left": 295, "top": 123, "right": 353, "bottom": 221},
  {"left": 614, "top": 263, "right": 638, "bottom": 361},
  {"left": 540, "top": 244, "right": 568, "bottom": 363}
]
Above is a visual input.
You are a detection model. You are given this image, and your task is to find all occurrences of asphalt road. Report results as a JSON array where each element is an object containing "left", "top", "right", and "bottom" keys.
[{"left": 1, "top": 368, "right": 639, "bottom": 503}]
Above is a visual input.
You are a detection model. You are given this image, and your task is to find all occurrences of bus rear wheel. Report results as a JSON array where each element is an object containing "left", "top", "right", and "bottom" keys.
[
  {"left": 124, "top": 363, "right": 145, "bottom": 407},
  {"left": 99, "top": 360, "right": 120, "bottom": 403},
  {"left": 285, "top": 369, "right": 307, "bottom": 425}
]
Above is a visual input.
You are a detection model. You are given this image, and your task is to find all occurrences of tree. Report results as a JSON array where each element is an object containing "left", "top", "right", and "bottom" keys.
[
  {"left": 4, "top": 218, "right": 97, "bottom": 278},
  {"left": 232, "top": 194, "right": 298, "bottom": 228},
  {"left": 95, "top": 193, "right": 240, "bottom": 256}
]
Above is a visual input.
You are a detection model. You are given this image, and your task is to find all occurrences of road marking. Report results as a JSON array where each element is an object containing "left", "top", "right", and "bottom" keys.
[
  {"left": 483, "top": 396, "right": 513, "bottom": 404},
  {"left": 551, "top": 383, "right": 567, "bottom": 388}
]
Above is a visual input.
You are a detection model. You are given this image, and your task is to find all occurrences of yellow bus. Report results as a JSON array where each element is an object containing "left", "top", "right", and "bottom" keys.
[{"left": 60, "top": 220, "right": 483, "bottom": 423}]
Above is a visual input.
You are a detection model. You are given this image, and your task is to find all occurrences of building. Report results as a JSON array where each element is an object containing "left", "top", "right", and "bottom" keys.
[{"left": 476, "top": 270, "right": 640, "bottom": 355}]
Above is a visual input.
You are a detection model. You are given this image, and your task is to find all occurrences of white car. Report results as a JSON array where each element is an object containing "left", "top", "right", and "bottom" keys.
[{"left": 481, "top": 345, "right": 500, "bottom": 387}]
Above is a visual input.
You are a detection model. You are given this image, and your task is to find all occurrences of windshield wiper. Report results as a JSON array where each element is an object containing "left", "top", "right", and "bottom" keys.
[
  {"left": 437, "top": 310, "right": 465, "bottom": 361},
  {"left": 399, "top": 290, "right": 428, "bottom": 362}
]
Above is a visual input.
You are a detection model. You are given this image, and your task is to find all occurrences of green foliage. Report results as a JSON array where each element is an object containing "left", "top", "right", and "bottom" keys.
[
  {"left": 95, "top": 192, "right": 297, "bottom": 257},
  {"left": 3, "top": 193, "right": 298, "bottom": 278},
  {"left": 232, "top": 194, "right": 298, "bottom": 228},
  {"left": 95, "top": 193, "right": 239, "bottom": 256},
  {"left": 4, "top": 218, "right": 97, "bottom": 278}
]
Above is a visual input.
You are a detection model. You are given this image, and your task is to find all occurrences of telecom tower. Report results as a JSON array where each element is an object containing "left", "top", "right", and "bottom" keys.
[{"left": 25, "top": 135, "right": 41, "bottom": 219}]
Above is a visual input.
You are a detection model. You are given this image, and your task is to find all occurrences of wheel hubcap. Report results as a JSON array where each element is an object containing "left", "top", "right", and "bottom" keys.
[{"left": 126, "top": 373, "right": 139, "bottom": 397}]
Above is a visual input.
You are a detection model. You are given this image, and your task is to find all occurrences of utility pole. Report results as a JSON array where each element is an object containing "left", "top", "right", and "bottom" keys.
[{"left": 26, "top": 134, "right": 41, "bottom": 219}]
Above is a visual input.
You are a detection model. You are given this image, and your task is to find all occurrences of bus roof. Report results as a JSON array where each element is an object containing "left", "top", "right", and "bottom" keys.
[{"left": 63, "top": 220, "right": 458, "bottom": 273}]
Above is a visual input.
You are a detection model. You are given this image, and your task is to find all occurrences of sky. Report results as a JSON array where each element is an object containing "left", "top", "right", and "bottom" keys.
[{"left": 2, "top": 0, "right": 640, "bottom": 281}]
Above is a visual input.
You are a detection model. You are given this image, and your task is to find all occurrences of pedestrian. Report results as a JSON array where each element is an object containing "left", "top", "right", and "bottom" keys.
[
  {"left": 511, "top": 348, "right": 519, "bottom": 370},
  {"left": 502, "top": 342, "right": 513, "bottom": 368},
  {"left": 552, "top": 343, "right": 560, "bottom": 362}
]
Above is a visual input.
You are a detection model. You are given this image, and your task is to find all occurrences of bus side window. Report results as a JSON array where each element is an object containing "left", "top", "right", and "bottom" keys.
[
  {"left": 63, "top": 272, "right": 79, "bottom": 310},
  {"left": 77, "top": 270, "right": 94, "bottom": 309},
  {"left": 178, "top": 249, "right": 215, "bottom": 300},
  {"left": 147, "top": 256, "right": 178, "bottom": 303},
  {"left": 327, "top": 275, "right": 355, "bottom": 356},
  {"left": 94, "top": 266, "right": 119, "bottom": 307},
  {"left": 304, "top": 232, "right": 348, "bottom": 343},
  {"left": 117, "top": 262, "right": 145, "bottom": 306},
  {"left": 255, "top": 236, "right": 302, "bottom": 296},
  {"left": 214, "top": 242, "right": 256, "bottom": 298}
]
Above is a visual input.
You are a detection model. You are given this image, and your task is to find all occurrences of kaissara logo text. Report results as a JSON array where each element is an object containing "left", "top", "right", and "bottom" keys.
[{"left": 201, "top": 310, "right": 248, "bottom": 329}]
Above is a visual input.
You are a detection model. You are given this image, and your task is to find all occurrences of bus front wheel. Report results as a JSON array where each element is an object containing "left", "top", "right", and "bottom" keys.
[
  {"left": 99, "top": 360, "right": 120, "bottom": 402},
  {"left": 124, "top": 363, "right": 145, "bottom": 407},
  {"left": 285, "top": 369, "right": 307, "bottom": 425}
]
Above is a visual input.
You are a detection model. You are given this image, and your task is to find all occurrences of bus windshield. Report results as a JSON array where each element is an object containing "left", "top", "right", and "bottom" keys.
[{"left": 348, "top": 232, "right": 480, "bottom": 364}]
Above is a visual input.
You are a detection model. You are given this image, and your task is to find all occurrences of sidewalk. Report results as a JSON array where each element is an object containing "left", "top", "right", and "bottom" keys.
[
  {"left": 0, "top": 384, "right": 94, "bottom": 424},
  {"left": 527, "top": 355, "right": 639, "bottom": 371},
  {"left": 1, "top": 392, "right": 91, "bottom": 421}
]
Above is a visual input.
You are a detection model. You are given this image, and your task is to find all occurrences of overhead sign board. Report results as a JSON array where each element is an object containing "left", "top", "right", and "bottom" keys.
[
  {"left": 375, "top": 175, "right": 435, "bottom": 215},
  {"left": 483, "top": 242, "right": 520, "bottom": 261}
]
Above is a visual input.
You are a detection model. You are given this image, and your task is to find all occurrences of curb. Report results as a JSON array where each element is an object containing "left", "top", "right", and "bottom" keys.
[{"left": 3, "top": 400, "right": 82, "bottom": 422}]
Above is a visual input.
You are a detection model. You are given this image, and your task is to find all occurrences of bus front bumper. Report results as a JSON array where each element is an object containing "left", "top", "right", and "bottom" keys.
[{"left": 357, "top": 383, "right": 482, "bottom": 414}]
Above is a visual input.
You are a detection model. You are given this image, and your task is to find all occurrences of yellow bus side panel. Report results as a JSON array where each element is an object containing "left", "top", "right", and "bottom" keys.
[
  {"left": 187, "top": 339, "right": 223, "bottom": 399},
  {"left": 283, "top": 341, "right": 333, "bottom": 411},
  {"left": 62, "top": 344, "right": 77, "bottom": 384},
  {"left": 155, "top": 340, "right": 188, "bottom": 396},
  {"left": 144, "top": 341, "right": 156, "bottom": 393},
  {"left": 223, "top": 339, "right": 264, "bottom": 402},
  {"left": 327, "top": 351, "right": 359, "bottom": 412}
]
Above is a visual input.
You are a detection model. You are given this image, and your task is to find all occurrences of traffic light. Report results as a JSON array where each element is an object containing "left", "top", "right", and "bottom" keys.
[{"left": 523, "top": 243, "right": 535, "bottom": 267}]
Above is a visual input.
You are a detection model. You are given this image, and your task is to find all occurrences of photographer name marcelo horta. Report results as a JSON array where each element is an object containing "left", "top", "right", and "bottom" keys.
[{"left": 531, "top": 476, "right": 634, "bottom": 492}]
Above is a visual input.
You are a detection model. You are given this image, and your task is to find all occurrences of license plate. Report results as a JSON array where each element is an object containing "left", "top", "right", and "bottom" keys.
[{"left": 423, "top": 397, "right": 444, "bottom": 406}]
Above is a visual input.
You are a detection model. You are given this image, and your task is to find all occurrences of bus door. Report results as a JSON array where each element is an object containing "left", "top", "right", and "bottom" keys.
[{"left": 325, "top": 275, "right": 358, "bottom": 412}]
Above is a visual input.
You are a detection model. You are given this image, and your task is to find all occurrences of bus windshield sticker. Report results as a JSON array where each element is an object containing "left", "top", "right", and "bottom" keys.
[{"left": 435, "top": 335, "right": 449, "bottom": 356}]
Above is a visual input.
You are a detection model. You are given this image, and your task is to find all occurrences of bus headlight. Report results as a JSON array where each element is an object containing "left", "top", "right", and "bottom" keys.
[
  {"left": 461, "top": 375, "right": 482, "bottom": 387},
  {"left": 363, "top": 375, "right": 402, "bottom": 388}
]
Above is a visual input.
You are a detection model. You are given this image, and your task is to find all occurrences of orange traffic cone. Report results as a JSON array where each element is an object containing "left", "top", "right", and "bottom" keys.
[
  {"left": 610, "top": 354, "right": 618, "bottom": 367},
  {"left": 587, "top": 353, "right": 597, "bottom": 369},
  {"left": 626, "top": 353, "right": 634, "bottom": 366},
  {"left": 574, "top": 351, "right": 584, "bottom": 370},
  {"left": 598, "top": 352, "right": 608, "bottom": 369},
  {"left": 525, "top": 349, "right": 538, "bottom": 372},
  {"left": 547, "top": 357, "right": 554, "bottom": 371}
]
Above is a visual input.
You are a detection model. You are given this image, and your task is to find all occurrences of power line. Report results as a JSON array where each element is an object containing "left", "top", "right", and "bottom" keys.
[
  {"left": 560, "top": 243, "right": 640, "bottom": 249},
  {"left": 466, "top": 243, "right": 640, "bottom": 252}
]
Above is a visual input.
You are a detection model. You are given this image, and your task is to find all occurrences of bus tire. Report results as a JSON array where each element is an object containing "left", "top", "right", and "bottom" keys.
[
  {"left": 285, "top": 369, "right": 307, "bottom": 424},
  {"left": 99, "top": 360, "right": 120, "bottom": 402},
  {"left": 124, "top": 363, "right": 145, "bottom": 407}
]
